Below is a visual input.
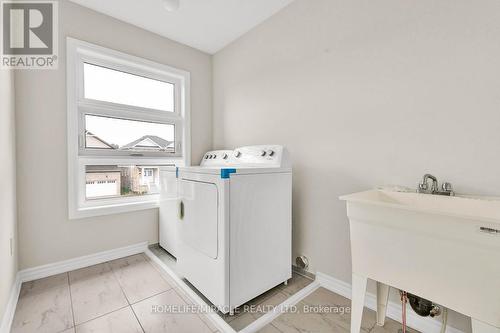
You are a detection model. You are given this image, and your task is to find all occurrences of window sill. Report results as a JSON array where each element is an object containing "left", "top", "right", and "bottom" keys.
[{"left": 70, "top": 198, "right": 160, "bottom": 220}]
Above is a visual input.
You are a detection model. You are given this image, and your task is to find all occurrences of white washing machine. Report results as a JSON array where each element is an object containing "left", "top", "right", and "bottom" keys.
[{"left": 174, "top": 145, "right": 292, "bottom": 314}]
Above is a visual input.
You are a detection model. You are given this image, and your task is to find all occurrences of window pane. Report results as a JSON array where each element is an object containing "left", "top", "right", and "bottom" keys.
[
  {"left": 84, "top": 63, "right": 175, "bottom": 111},
  {"left": 85, "top": 115, "right": 175, "bottom": 153},
  {"left": 86, "top": 165, "right": 163, "bottom": 200}
]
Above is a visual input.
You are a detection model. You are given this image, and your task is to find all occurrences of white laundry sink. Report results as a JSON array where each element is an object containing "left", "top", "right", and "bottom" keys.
[{"left": 340, "top": 189, "right": 500, "bottom": 333}]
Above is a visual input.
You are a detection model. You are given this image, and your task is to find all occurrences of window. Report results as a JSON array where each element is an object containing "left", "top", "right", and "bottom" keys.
[
  {"left": 83, "top": 63, "right": 175, "bottom": 111},
  {"left": 85, "top": 165, "right": 160, "bottom": 200},
  {"left": 67, "top": 38, "right": 190, "bottom": 219},
  {"left": 84, "top": 115, "right": 175, "bottom": 153}
]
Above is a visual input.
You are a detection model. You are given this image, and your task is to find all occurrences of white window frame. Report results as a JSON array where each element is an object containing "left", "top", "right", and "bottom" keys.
[{"left": 67, "top": 38, "right": 191, "bottom": 219}]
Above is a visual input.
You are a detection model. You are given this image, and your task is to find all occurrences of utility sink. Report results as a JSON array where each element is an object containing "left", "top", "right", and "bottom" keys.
[{"left": 340, "top": 189, "right": 500, "bottom": 333}]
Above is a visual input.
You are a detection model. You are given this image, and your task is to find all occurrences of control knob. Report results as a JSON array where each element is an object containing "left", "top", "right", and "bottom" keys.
[
  {"left": 235, "top": 151, "right": 242, "bottom": 158},
  {"left": 267, "top": 150, "right": 275, "bottom": 157}
]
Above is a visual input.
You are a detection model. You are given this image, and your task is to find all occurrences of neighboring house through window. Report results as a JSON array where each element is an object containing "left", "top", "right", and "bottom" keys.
[
  {"left": 85, "top": 165, "right": 121, "bottom": 198},
  {"left": 67, "top": 38, "right": 191, "bottom": 219}
]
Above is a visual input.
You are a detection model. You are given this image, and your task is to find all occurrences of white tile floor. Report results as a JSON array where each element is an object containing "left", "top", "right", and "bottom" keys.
[
  {"left": 260, "top": 287, "right": 419, "bottom": 333},
  {"left": 10, "top": 251, "right": 419, "bottom": 333},
  {"left": 10, "top": 253, "right": 216, "bottom": 333}
]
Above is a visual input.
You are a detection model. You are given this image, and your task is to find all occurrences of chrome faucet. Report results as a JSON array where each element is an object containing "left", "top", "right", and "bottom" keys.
[
  {"left": 418, "top": 174, "right": 438, "bottom": 193},
  {"left": 417, "top": 174, "right": 454, "bottom": 196}
]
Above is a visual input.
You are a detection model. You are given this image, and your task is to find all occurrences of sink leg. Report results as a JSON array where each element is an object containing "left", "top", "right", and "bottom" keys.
[
  {"left": 472, "top": 319, "right": 500, "bottom": 333},
  {"left": 351, "top": 273, "right": 368, "bottom": 333},
  {"left": 376, "top": 282, "right": 390, "bottom": 326}
]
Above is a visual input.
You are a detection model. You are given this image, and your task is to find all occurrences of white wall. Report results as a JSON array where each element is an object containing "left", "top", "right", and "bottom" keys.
[
  {"left": 0, "top": 69, "right": 17, "bottom": 319},
  {"left": 214, "top": 0, "right": 500, "bottom": 331},
  {"left": 15, "top": 0, "right": 212, "bottom": 269}
]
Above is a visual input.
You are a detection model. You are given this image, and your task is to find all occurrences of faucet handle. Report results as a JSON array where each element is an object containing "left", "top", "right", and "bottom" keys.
[
  {"left": 442, "top": 182, "right": 454, "bottom": 195},
  {"left": 418, "top": 182, "right": 428, "bottom": 191}
]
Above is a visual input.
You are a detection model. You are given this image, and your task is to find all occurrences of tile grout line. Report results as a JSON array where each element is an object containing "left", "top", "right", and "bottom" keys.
[
  {"left": 129, "top": 305, "right": 146, "bottom": 333},
  {"left": 71, "top": 261, "right": 131, "bottom": 328},
  {"left": 106, "top": 256, "right": 161, "bottom": 333},
  {"left": 107, "top": 261, "right": 133, "bottom": 306},
  {"left": 129, "top": 290, "right": 170, "bottom": 306},
  {"left": 109, "top": 254, "right": 174, "bottom": 306},
  {"left": 105, "top": 258, "right": 147, "bottom": 332},
  {"left": 66, "top": 272, "right": 77, "bottom": 331},
  {"left": 73, "top": 305, "right": 131, "bottom": 327}
]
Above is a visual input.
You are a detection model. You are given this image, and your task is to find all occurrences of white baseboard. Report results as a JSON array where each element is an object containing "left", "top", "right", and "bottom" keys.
[
  {"left": 18, "top": 242, "right": 149, "bottom": 282},
  {"left": 0, "top": 273, "right": 21, "bottom": 333},
  {"left": 0, "top": 241, "right": 148, "bottom": 333},
  {"left": 316, "top": 272, "right": 465, "bottom": 333}
]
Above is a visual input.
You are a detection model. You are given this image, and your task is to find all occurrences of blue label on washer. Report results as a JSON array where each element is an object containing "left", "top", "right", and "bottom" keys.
[{"left": 220, "top": 168, "right": 236, "bottom": 179}]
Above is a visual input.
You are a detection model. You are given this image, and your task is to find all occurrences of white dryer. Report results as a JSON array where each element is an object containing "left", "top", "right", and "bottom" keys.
[
  {"left": 159, "top": 150, "right": 232, "bottom": 258},
  {"left": 176, "top": 145, "right": 292, "bottom": 314}
]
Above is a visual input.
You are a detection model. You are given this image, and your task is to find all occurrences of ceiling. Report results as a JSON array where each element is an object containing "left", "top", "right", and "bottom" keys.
[{"left": 69, "top": 0, "right": 294, "bottom": 54}]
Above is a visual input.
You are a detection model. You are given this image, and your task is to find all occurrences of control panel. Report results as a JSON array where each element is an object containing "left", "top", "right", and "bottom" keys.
[
  {"left": 230, "top": 145, "right": 289, "bottom": 168},
  {"left": 200, "top": 150, "right": 233, "bottom": 167},
  {"left": 200, "top": 145, "right": 290, "bottom": 168}
]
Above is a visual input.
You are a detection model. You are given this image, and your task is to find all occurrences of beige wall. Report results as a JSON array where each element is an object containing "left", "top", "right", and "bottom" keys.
[
  {"left": 213, "top": 0, "right": 500, "bottom": 331},
  {"left": 0, "top": 69, "right": 17, "bottom": 319},
  {"left": 15, "top": 0, "right": 212, "bottom": 269}
]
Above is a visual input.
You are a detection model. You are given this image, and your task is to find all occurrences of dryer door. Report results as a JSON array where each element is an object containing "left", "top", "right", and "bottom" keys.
[{"left": 178, "top": 179, "right": 218, "bottom": 259}]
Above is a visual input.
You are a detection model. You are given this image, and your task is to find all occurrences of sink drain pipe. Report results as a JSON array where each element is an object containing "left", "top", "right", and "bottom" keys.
[
  {"left": 399, "top": 291, "right": 448, "bottom": 333},
  {"left": 440, "top": 308, "right": 448, "bottom": 333},
  {"left": 399, "top": 290, "right": 408, "bottom": 333}
]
